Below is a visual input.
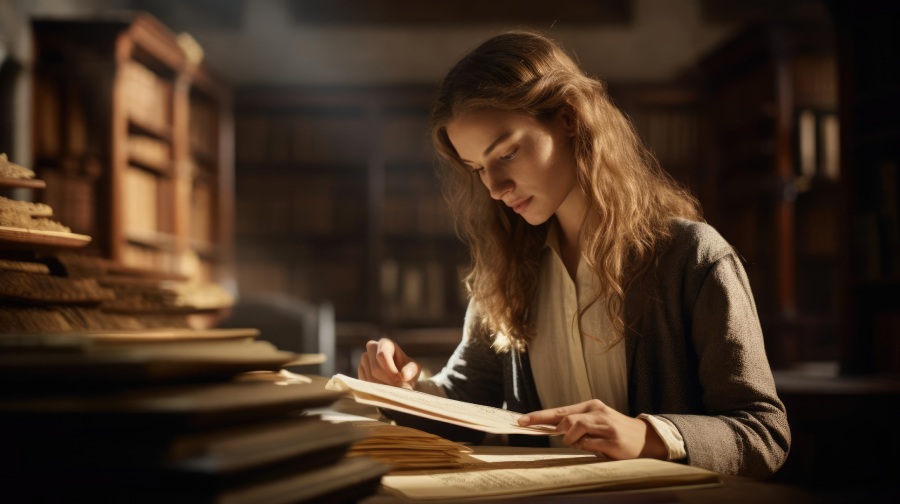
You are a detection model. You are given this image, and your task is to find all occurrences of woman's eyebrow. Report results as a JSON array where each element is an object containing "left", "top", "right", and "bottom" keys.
[
  {"left": 482, "top": 132, "right": 512, "bottom": 157},
  {"left": 458, "top": 132, "right": 512, "bottom": 164}
]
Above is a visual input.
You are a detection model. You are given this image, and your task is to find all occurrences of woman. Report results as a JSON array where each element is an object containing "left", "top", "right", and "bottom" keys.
[{"left": 358, "top": 31, "right": 790, "bottom": 478}]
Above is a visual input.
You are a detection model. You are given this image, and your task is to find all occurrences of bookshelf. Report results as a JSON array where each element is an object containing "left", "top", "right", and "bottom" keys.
[
  {"left": 31, "top": 13, "right": 233, "bottom": 285},
  {"left": 234, "top": 86, "right": 468, "bottom": 338},
  {"left": 610, "top": 84, "right": 707, "bottom": 212},
  {"left": 699, "top": 23, "right": 839, "bottom": 368},
  {"left": 831, "top": 0, "right": 900, "bottom": 377}
]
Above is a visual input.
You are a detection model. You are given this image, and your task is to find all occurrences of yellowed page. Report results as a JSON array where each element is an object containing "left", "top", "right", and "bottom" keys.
[
  {"left": 466, "top": 446, "right": 601, "bottom": 463},
  {"left": 381, "top": 458, "right": 722, "bottom": 500},
  {"left": 326, "top": 374, "right": 556, "bottom": 435}
]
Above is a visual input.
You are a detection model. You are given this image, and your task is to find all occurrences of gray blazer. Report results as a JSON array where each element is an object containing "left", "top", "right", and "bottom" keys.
[{"left": 387, "top": 219, "right": 790, "bottom": 478}]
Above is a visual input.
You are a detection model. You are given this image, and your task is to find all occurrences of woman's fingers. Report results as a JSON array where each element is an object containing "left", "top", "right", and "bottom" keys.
[
  {"left": 577, "top": 436, "right": 613, "bottom": 455},
  {"left": 518, "top": 399, "right": 606, "bottom": 427},
  {"left": 518, "top": 407, "right": 570, "bottom": 428},
  {"left": 399, "top": 360, "right": 421, "bottom": 388},
  {"left": 358, "top": 338, "right": 420, "bottom": 388},
  {"left": 557, "top": 413, "right": 614, "bottom": 446},
  {"left": 358, "top": 354, "right": 370, "bottom": 381},
  {"left": 517, "top": 401, "right": 637, "bottom": 459},
  {"left": 375, "top": 338, "right": 402, "bottom": 378}
]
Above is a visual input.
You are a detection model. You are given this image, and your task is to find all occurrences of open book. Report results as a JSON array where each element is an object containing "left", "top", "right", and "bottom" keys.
[
  {"left": 325, "top": 374, "right": 556, "bottom": 435},
  {"left": 381, "top": 455, "right": 722, "bottom": 500}
]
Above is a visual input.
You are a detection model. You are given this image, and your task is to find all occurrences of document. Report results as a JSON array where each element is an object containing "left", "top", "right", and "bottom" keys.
[
  {"left": 381, "top": 458, "right": 722, "bottom": 499},
  {"left": 325, "top": 374, "right": 556, "bottom": 435}
]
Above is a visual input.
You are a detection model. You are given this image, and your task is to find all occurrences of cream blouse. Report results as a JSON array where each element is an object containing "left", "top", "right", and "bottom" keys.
[{"left": 529, "top": 223, "right": 686, "bottom": 460}]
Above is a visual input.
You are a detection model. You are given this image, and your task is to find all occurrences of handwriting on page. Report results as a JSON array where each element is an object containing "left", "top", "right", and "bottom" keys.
[
  {"left": 381, "top": 458, "right": 721, "bottom": 500},
  {"left": 326, "top": 374, "right": 556, "bottom": 435}
]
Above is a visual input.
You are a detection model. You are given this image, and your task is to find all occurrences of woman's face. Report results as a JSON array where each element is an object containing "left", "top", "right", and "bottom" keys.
[{"left": 446, "top": 108, "right": 579, "bottom": 226}]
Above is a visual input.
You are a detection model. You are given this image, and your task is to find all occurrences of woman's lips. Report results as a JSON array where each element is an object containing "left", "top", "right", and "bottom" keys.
[{"left": 511, "top": 196, "right": 532, "bottom": 214}]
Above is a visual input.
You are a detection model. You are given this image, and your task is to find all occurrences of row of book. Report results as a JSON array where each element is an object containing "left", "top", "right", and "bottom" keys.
[
  {"left": 235, "top": 195, "right": 365, "bottom": 237},
  {"left": 380, "top": 259, "right": 467, "bottom": 325},
  {"left": 34, "top": 77, "right": 89, "bottom": 159},
  {"left": 124, "top": 165, "right": 168, "bottom": 235},
  {"left": 236, "top": 115, "right": 370, "bottom": 165},
  {"left": 233, "top": 250, "right": 468, "bottom": 325},
  {"left": 235, "top": 258, "right": 364, "bottom": 320},
  {"left": 383, "top": 171, "right": 449, "bottom": 230},
  {"left": 234, "top": 174, "right": 454, "bottom": 238},
  {"left": 121, "top": 166, "right": 219, "bottom": 271},
  {"left": 128, "top": 133, "right": 172, "bottom": 173},
  {"left": 190, "top": 99, "right": 219, "bottom": 160},
  {"left": 123, "top": 59, "right": 173, "bottom": 133},
  {"left": 191, "top": 180, "right": 216, "bottom": 244},
  {"left": 382, "top": 114, "right": 434, "bottom": 164},
  {"left": 850, "top": 160, "right": 899, "bottom": 282},
  {"left": 628, "top": 107, "right": 700, "bottom": 166},
  {"left": 235, "top": 113, "right": 433, "bottom": 165}
]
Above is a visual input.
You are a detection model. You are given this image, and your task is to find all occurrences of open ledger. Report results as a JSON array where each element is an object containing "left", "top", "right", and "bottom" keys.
[
  {"left": 381, "top": 453, "right": 722, "bottom": 500},
  {"left": 325, "top": 374, "right": 556, "bottom": 435}
]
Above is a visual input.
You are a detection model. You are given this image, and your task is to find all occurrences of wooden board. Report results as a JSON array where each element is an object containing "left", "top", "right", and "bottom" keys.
[
  {"left": 0, "top": 225, "right": 91, "bottom": 249},
  {"left": 0, "top": 348, "right": 298, "bottom": 387},
  {"left": 0, "top": 176, "right": 46, "bottom": 189},
  {"left": 84, "top": 327, "right": 261, "bottom": 343}
]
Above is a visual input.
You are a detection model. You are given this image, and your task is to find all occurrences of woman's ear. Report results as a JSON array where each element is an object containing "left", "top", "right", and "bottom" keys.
[{"left": 558, "top": 106, "right": 577, "bottom": 137}]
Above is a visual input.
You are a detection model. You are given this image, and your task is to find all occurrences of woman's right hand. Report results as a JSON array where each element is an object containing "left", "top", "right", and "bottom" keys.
[{"left": 357, "top": 338, "right": 421, "bottom": 389}]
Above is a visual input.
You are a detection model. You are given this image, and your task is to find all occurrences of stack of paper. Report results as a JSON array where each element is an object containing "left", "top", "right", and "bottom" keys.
[{"left": 339, "top": 420, "right": 475, "bottom": 471}]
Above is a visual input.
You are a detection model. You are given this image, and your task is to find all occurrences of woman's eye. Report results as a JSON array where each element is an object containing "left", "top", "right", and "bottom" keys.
[{"left": 500, "top": 149, "right": 518, "bottom": 162}]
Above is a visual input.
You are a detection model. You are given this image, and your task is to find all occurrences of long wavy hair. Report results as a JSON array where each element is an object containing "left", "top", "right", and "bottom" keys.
[{"left": 432, "top": 31, "right": 702, "bottom": 352}]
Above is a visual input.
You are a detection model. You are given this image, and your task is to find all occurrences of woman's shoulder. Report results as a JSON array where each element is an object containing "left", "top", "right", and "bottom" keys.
[{"left": 660, "top": 218, "right": 736, "bottom": 270}]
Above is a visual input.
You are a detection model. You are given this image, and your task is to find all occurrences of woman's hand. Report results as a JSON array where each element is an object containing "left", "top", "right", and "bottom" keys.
[
  {"left": 357, "top": 338, "right": 421, "bottom": 389},
  {"left": 518, "top": 399, "right": 667, "bottom": 460}
]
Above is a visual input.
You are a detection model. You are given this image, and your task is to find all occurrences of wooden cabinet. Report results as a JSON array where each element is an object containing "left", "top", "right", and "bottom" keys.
[
  {"left": 31, "top": 13, "right": 233, "bottom": 285},
  {"left": 233, "top": 86, "right": 468, "bottom": 331},
  {"left": 699, "top": 23, "right": 840, "bottom": 368}
]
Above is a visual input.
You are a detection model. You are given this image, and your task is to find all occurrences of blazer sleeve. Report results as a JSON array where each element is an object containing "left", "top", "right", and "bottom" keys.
[{"left": 660, "top": 252, "right": 791, "bottom": 478}]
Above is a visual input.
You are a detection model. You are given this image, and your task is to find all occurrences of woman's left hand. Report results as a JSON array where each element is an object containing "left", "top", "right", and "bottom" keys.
[{"left": 518, "top": 399, "right": 667, "bottom": 460}]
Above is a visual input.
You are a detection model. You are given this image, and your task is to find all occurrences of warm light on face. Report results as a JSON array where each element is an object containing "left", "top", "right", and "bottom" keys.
[{"left": 446, "top": 108, "right": 579, "bottom": 226}]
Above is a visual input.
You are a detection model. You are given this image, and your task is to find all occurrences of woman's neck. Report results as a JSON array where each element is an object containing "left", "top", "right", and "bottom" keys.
[{"left": 555, "top": 188, "right": 587, "bottom": 279}]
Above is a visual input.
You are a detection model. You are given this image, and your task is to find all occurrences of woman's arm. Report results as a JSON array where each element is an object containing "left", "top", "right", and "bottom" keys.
[{"left": 662, "top": 252, "right": 791, "bottom": 478}]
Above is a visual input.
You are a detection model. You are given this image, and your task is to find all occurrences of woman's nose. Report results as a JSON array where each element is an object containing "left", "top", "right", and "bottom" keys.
[{"left": 483, "top": 165, "right": 513, "bottom": 200}]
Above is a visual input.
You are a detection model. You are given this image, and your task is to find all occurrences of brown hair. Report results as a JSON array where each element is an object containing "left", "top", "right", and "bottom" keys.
[{"left": 431, "top": 31, "right": 702, "bottom": 351}]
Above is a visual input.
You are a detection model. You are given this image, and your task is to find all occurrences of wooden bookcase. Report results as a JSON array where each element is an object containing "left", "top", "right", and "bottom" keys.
[
  {"left": 610, "top": 84, "right": 707, "bottom": 213},
  {"left": 233, "top": 86, "right": 468, "bottom": 332},
  {"left": 31, "top": 13, "right": 233, "bottom": 285},
  {"left": 699, "top": 23, "right": 840, "bottom": 368},
  {"left": 831, "top": 1, "right": 900, "bottom": 377}
]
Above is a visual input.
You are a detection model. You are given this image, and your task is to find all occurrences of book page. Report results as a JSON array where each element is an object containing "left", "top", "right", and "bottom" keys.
[
  {"left": 325, "top": 374, "right": 556, "bottom": 435},
  {"left": 465, "top": 446, "right": 600, "bottom": 464},
  {"left": 381, "top": 458, "right": 722, "bottom": 500}
]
